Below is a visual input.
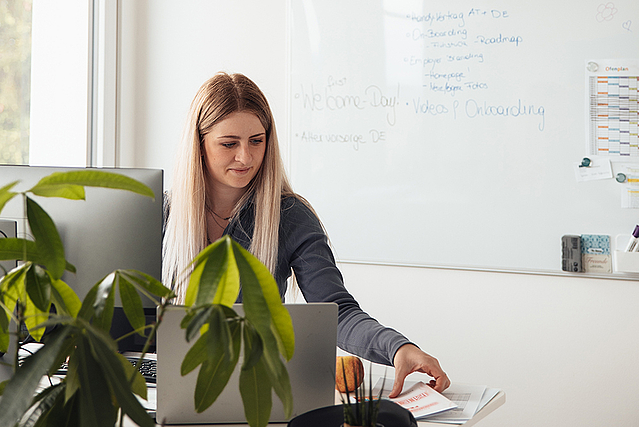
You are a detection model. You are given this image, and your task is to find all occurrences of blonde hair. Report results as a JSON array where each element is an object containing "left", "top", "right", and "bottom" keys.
[{"left": 163, "top": 72, "right": 296, "bottom": 303}]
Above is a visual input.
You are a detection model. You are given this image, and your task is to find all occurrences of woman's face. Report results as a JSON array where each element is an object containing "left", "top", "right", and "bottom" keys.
[{"left": 202, "top": 111, "right": 267, "bottom": 197}]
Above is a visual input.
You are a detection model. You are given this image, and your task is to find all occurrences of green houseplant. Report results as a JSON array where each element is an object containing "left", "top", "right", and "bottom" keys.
[
  {"left": 0, "top": 170, "right": 294, "bottom": 427},
  {"left": 339, "top": 359, "right": 384, "bottom": 427}
]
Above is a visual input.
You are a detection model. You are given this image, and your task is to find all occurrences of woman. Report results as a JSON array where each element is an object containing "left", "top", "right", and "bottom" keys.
[{"left": 163, "top": 72, "right": 450, "bottom": 397}]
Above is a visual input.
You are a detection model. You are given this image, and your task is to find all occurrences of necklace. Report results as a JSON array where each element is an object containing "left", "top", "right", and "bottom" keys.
[
  {"left": 205, "top": 203, "right": 231, "bottom": 221},
  {"left": 210, "top": 213, "right": 226, "bottom": 230}
]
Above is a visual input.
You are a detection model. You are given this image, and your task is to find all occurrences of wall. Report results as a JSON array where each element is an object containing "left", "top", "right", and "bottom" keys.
[
  {"left": 118, "top": 1, "right": 639, "bottom": 425},
  {"left": 338, "top": 262, "right": 639, "bottom": 426},
  {"left": 119, "top": 0, "right": 289, "bottom": 182}
]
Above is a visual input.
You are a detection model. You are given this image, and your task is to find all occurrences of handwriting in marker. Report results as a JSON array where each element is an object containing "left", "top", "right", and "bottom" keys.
[
  {"left": 596, "top": 3, "right": 617, "bottom": 22},
  {"left": 622, "top": 20, "right": 632, "bottom": 31}
]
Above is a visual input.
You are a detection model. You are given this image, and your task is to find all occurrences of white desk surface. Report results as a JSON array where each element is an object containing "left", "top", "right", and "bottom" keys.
[{"left": 128, "top": 389, "right": 505, "bottom": 427}]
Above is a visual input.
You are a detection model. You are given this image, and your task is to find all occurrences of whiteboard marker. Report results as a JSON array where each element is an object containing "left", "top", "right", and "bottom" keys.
[{"left": 625, "top": 225, "right": 639, "bottom": 252}]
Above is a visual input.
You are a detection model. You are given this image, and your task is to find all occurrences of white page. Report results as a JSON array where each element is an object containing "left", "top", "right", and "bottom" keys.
[
  {"left": 413, "top": 382, "right": 486, "bottom": 422},
  {"left": 373, "top": 379, "right": 456, "bottom": 419},
  {"left": 477, "top": 387, "right": 500, "bottom": 412}
]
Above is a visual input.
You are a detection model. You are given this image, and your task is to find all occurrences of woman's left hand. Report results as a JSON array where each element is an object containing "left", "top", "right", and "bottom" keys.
[{"left": 389, "top": 343, "right": 450, "bottom": 398}]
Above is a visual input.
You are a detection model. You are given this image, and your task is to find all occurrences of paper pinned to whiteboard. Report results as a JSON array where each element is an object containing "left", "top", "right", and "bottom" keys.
[
  {"left": 574, "top": 157, "right": 613, "bottom": 181},
  {"left": 619, "top": 164, "right": 639, "bottom": 208},
  {"left": 586, "top": 59, "right": 639, "bottom": 157}
]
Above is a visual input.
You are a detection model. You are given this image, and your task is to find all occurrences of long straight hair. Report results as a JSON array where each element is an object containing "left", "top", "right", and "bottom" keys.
[{"left": 163, "top": 72, "right": 296, "bottom": 303}]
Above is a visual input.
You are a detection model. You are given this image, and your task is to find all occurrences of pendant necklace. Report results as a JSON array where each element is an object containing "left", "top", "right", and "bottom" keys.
[{"left": 205, "top": 203, "right": 231, "bottom": 245}]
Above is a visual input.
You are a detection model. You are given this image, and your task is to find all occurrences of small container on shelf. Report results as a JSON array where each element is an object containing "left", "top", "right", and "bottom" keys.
[{"left": 613, "top": 234, "right": 639, "bottom": 273}]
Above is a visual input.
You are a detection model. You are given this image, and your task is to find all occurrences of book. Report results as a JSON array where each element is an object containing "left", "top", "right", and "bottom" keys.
[{"left": 581, "top": 234, "right": 612, "bottom": 273}]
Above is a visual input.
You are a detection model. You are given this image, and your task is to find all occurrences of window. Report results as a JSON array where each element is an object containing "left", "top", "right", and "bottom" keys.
[
  {"left": 1, "top": 0, "right": 117, "bottom": 167},
  {"left": 0, "top": 0, "right": 32, "bottom": 165}
]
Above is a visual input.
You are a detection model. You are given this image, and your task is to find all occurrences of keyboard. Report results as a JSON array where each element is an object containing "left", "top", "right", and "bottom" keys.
[
  {"left": 55, "top": 353, "right": 157, "bottom": 384},
  {"left": 130, "top": 357, "right": 157, "bottom": 383}
]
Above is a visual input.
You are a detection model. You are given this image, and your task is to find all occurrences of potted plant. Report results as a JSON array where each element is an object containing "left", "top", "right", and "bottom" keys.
[
  {"left": 287, "top": 356, "right": 417, "bottom": 427},
  {"left": 0, "top": 169, "right": 294, "bottom": 427},
  {"left": 339, "top": 358, "right": 384, "bottom": 427}
]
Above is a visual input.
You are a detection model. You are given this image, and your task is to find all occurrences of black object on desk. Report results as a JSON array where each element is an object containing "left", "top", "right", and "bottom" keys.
[
  {"left": 110, "top": 307, "right": 158, "bottom": 353},
  {"left": 287, "top": 400, "right": 417, "bottom": 427}
]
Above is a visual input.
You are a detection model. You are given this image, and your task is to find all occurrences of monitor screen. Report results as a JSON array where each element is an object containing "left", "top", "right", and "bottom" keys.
[{"left": 0, "top": 166, "right": 164, "bottom": 350}]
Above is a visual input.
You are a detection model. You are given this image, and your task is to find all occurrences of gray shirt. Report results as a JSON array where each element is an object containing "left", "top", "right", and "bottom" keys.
[{"left": 225, "top": 195, "right": 411, "bottom": 366}]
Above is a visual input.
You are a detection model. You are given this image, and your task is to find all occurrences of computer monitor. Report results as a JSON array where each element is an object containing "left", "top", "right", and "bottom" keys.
[{"left": 0, "top": 165, "right": 164, "bottom": 350}]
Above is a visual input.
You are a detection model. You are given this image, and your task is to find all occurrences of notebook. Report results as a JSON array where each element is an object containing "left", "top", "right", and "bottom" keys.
[{"left": 156, "top": 303, "right": 338, "bottom": 424}]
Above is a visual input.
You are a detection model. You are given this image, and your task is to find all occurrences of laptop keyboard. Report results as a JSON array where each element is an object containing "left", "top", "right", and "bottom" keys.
[
  {"left": 132, "top": 358, "right": 157, "bottom": 383},
  {"left": 56, "top": 355, "right": 157, "bottom": 384}
]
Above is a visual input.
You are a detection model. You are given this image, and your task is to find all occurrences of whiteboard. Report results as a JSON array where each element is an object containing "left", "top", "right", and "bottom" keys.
[{"left": 289, "top": 0, "right": 639, "bottom": 274}]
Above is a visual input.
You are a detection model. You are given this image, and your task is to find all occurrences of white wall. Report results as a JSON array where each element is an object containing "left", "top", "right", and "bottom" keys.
[
  {"left": 119, "top": 0, "right": 288, "bottom": 183},
  {"left": 119, "top": 1, "right": 639, "bottom": 426},
  {"left": 338, "top": 263, "right": 639, "bottom": 426}
]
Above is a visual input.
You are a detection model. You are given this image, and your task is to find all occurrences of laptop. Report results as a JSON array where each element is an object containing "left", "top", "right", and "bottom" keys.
[{"left": 156, "top": 303, "right": 338, "bottom": 424}]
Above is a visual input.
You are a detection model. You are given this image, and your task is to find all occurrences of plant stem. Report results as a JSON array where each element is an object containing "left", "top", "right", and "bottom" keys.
[
  {"left": 15, "top": 194, "right": 28, "bottom": 374},
  {"left": 13, "top": 301, "right": 25, "bottom": 374}
]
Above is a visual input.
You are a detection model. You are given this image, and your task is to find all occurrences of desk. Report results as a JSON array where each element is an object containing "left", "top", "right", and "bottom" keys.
[
  {"left": 125, "top": 388, "right": 505, "bottom": 427},
  {"left": 9, "top": 344, "right": 503, "bottom": 427}
]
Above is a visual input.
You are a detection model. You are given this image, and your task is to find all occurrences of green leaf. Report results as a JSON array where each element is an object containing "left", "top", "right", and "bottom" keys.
[
  {"left": 76, "top": 337, "right": 118, "bottom": 427},
  {"left": 212, "top": 237, "right": 240, "bottom": 306},
  {"left": 186, "top": 236, "right": 240, "bottom": 308},
  {"left": 26, "top": 197, "right": 66, "bottom": 280},
  {"left": 0, "top": 326, "right": 71, "bottom": 427},
  {"left": 78, "top": 284, "right": 99, "bottom": 321},
  {"left": 195, "top": 244, "right": 227, "bottom": 306},
  {"left": 93, "top": 272, "right": 115, "bottom": 315},
  {"left": 215, "top": 264, "right": 241, "bottom": 306},
  {"left": 29, "top": 183, "right": 85, "bottom": 200},
  {"left": 256, "top": 334, "right": 294, "bottom": 418},
  {"left": 207, "top": 305, "right": 233, "bottom": 362},
  {"left": 35, "top": 387, "right": 80, "bottom": 427},
  {"left": 115, "top": 353, "right": 148, "bottom": 400},
  {"left": 195, "top": 358, "right": 234, "bottom": 413},
  {"left": 50, "top": 278, "right": 81, "bottom": 318},
  {"left": 65, "top": 349, "right": 80, "bottom": 403},
  {"left": 120, "top": 269, "right": 175, "bottom": 299},
  {"left": 233, "top": 242, "right": 295, "bottom": 360},
  {"left": 241, "top": 321, "right": 263, "bottom": 371},
  {"left": 0, "top": 313, "right": 8, "bottom": 353},
  {"left": 185, "top": 261, "right": 203, "bottom": 307},
  {"left": 0, "top": 238, "right": 35, "bottom": 263},
  {"left": 1, "top": 263, "right": 28, "bottom": 316},
  {"left": 180, "top": 312, "right": 241, "bottom": 376},
  {"left": 239, "top": 356, "right": 272, "bottom": 427},
  {"left": 47, "top": 330, "right": 76, "bottom": 380},
  {"left": 22, "top": 382, "right": 66, "bottom": 427},
  {"left": 25, "top": 264, "right": 52, "bottom": 312},
  {"left": 0, "top": 239, "right": 75, "bottom": 274},
  {"left": 84, "top": 326, "right": 155, "bottom": 427},
  {"left": 24, "top": 293, "right": 50, "bottom": 342},
  {"left": 184, "top": 305, "right": 214, "bottom": 343},
  {"left": 92, "top": 273, "right": 116, "bottom": 332},
  {"left": 181, "top": 330, "right": 210, "bottom": 376},
  {"left": 118, "top": 274, "right": 145, "bottom": 335},
  {"left": 0, "top": 181, "right": 18, "bottom": 215},
  {"left": 192, "top": 319, "right": 241, "bottom": 413},
  {"left": 232, "top": 241, "right": 294, "bottom": 361},
  {"left": 29, "top": 170, "right": 155, "bottom": 200}
]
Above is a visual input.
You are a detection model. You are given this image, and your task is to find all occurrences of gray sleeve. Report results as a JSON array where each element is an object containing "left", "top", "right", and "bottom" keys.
[{"left": 281, "top": 199, "right": 412, "bottom": 366}]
